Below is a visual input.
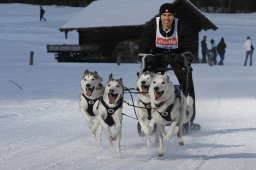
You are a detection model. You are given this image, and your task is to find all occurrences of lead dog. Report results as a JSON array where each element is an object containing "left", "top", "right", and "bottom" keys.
[
  {"left": 80, "top": 70, "right": 103, "bottom": 142},
  {"left": 136, "top": 71, "right": 156, "bottom": 146},
  {"left": 143, "top": 73, "right": 193, "bottom": 158},
  {"left": 94, "top": 73, "right": 124, "bottom": 158}
]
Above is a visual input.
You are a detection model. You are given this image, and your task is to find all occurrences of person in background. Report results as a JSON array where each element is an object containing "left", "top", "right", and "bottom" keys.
[
  {"left": 210, "top": 39, "right": 217, "bottom": 65},
  {"left": 139, "top": 3, "right": 201, "bottom": 134},
  {"left": 243, "top": 36, "right": 254, "bottom": 66},
  {"left": 40, "top": 6, "right": 47, "bottom": 21},
  {"left": 217, "top": 37, "right": 227, "bottom": 65},
  {"left": 201, "top": 35, "right": 208, "bottom": 63}
]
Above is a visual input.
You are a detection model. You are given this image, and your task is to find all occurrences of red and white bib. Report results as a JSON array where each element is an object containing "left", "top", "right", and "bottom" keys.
[{"left": 155, "top": 17, "right": 179, "bottom": 49}]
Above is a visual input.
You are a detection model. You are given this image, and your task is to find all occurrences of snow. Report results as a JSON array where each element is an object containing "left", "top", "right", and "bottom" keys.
[{"left": 1, "top": 3, "right": 256, "bottom": 170}]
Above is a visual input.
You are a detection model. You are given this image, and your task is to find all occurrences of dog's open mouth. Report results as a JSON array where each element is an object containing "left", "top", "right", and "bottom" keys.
[
  {"left": 154, "top": 90, "right": 164, "bottom": 100},
  {"left": 141, "top": 85, "right": 149, "bottom": 95},
  {"left": 86, "top": 87, "right": 95, "bottom": 96},
  {"left": 108, "top": 93, "right": 118, "bottom": 104}
]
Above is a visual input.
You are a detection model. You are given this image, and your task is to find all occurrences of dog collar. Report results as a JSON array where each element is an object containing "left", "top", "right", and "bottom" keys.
[
  {"left": 155, "top": 102, "right": 165, "bottom": 108},
  {"left": 99, "top": 97, "right": 123, "bottom": 115},
  {"left": 82, "top": 93, "right": 100, "bottom": 116}
]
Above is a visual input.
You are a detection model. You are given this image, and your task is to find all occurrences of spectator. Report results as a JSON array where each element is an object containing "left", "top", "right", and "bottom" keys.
[
  {"left": 201, "top": 35, "right": 208, "bottom": 63},
  {"left": 243, "top": 36, "right": 254, "bottom": 66},
  {"left": 217, "top": 37, "right": 227, "bottom": 65},
  {"left": 210, "top": 39, "right": 217, "bottom": 65},
  {"left": 40, "top": 6, "right": 46, "bottom": 21}
]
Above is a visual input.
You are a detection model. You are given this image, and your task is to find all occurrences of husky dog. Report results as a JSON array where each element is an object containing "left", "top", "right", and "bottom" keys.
[
  {"left": 136, "top": 71, "right": 156, "bottom": 146},
  {"left": 144, "top": 73, "right": 193, "bottom": 158},
  {"left": 80, "top": 70, "right": 103, "bottom": 141},
  {"left": 95, "top": 74, "right": 124, "bottom": 158}
]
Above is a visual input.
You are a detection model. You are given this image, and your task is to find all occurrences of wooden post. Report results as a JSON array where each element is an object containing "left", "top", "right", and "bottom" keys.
[
  {"left": 29, "top": 51, "right": 34, "bottom": 65},
  {"left": 117, "top": 52, "right": 121, "bottom": 65}
]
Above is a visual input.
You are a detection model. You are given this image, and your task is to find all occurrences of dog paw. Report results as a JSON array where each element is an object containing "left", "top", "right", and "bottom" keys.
[
  {"left": 158, "top": 153, "right": 164, "bottom": 158},
  {"left": 141, "top": 126, "right": 151, "bottom": 135},
  {"left": 110, "top": 135, "right": 117, "bottom": 141},
  {"left": 91, "top": 127, "right": 97, "bottom": 133}
]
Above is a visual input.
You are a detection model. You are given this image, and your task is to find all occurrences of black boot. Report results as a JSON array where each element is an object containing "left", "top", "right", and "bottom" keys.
[{"left": 189, "top": 122, "right": 201, "bottom": 131}]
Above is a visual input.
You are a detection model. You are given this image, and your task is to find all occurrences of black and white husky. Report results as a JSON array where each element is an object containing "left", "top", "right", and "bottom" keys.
[
  {"left": 94, "top": 74, "right": 124, "bottom": 158},
  {"left": 144, "top": 73, "right": 194, "bottom": 158},
  {"left": 80, "top": 70, "right": 103, "bottom": 142},
  {"left": 136, "top": 71, "right": 156, "bottom": 146}
]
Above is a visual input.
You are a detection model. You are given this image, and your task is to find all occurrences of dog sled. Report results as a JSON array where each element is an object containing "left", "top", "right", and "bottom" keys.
[{"left": 122, "top": 52, "right": 198, "bottom": 136}]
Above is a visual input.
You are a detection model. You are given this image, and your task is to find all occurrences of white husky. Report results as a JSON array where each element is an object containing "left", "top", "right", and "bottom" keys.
[
  {"left": 144, "top": 73, "right": 193, "bottom": 158},
  {"left": 136, "top": 71, "right": 156, "bottom": 146},
  {"left": 80, "top": 70, "right": 103, "bottom": 141},
  {"left": 94, "top": 74, "right": 124, "bottom": 158}
]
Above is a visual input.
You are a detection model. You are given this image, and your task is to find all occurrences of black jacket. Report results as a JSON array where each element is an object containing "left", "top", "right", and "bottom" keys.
[
  {"left": 201, "top": 39, "right": 208, "bottom": 53},
  {"left": 139, "top": 16, "right": 195, "bottom": 54},
  {"left": 217, "top": 40, "right": 227, "bottom": 55}
]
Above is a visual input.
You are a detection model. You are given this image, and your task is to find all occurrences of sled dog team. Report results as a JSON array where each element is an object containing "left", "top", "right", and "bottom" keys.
[{"left": 80, "top": 70, "right": 194, "bottom": 158}]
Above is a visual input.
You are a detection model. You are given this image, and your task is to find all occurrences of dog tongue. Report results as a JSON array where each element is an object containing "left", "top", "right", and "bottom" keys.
[
  {"left": 86, "top": 89, "right": 92, "bottom": 96},
  {"left": 109, "top": 94, "right": 116, "bottom": 102},
  {"left": 154, "top": 91, "right": 162, "bottom": 99},
  {"left": 141, "top": 86, "right": 148, "bottom": 94}
]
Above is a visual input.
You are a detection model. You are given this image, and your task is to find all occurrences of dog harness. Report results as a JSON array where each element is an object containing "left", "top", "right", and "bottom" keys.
[
  {"left": 139, "top": 100, "right": 152, "bottom": 120},
  {"left": 156, "top": 104, "right": 174, "bottom": 122},
  {"left": 155, "top": 85, "right": 182, "bottom": 122},
  {"left": 82, "top": 93, "right": 99, "bottom": 116},
  {"left": 99, "top": 97, "right": 123, "bottom": 126}
]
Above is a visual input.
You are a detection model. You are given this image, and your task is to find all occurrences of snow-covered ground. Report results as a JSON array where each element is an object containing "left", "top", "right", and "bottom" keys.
[{"left": 0, "top": 3, "right": 256, "bottom": 170}]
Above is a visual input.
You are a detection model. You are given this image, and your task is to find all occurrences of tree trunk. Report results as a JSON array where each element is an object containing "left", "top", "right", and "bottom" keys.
[{"left": 227, "top": 0, "right": 233, "bottom": 13}]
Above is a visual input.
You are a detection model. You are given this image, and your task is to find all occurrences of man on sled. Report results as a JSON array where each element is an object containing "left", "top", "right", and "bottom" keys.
[{"left": 138, "top": 3, "right": 201, "bottom": 134}]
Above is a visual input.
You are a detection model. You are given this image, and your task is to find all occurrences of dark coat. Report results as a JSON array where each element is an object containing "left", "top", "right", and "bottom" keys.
[
  {"left": 139, "top": 17, "right": 195, "bottom": 55},
  {"left": 201, "top": 39, "right": 208, "bottom": 54},
  {"left": 217, "top": 39, "right": 227, "bottom": 55}
]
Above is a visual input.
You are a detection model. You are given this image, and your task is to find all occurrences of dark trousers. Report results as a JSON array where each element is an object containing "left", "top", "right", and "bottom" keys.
[
  {"left": 40, "top": 15, "right": 46, "bottom": 21},
  {"left": 201, "top": 51, "right": 207, "bottom": 63},
  {"left": 218, "top": 53, "right": 225, "bottom": 65},
  {"left": 244, "top": 50, "right": 253, "bottom": 66}
]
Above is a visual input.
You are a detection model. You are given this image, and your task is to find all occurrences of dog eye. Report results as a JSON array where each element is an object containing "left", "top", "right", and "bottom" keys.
[
  {"left": 83, "top": 79, "right": 87, "bottom": 81},
  {"left": 116, "top": 85, "right": 120, "bottom": 88},
  {"left": 162, "top": 82, "right": 165, "bottom": 84},
  {"left": 108, "top": 84, "right": 110, "bottom": 87},
  {"left": 153, "top": 81, "right": 156, "bottom": 84},
  {"left": 92, "top": 79, "right": 95, "bottom": 81}
]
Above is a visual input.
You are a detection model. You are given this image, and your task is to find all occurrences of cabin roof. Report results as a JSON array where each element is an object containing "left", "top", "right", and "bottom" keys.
[{"left": 60, "top": 0, "right": 217, "bottom": 32}]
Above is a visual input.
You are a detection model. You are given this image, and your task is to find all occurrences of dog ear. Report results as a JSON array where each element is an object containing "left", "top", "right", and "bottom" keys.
[
  {"left": 109, "top": 73, "right": 113, "bottom": 81},
  {"left": 136, "top": 72, "right": 140, "bottom": 78},
  {"left": 84, "top": 69, "right": 89, "bottom": 74},
  {"left": 150, "top": 72, "right": 155, "bottom": 77},
  {"left": 119, "top": 78, "right": 123, "bottom": 83},
  {"left": 119, "top": 78, "right": 124, "bottom": 87},
  {"left": 93, "top": 71, "right": 98, "bottom": 77}
]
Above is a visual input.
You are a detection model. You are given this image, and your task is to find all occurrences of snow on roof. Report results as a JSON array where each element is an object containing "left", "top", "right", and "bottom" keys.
[{"left": 61, "top": 0, "right": 174, "bottom": 29}]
